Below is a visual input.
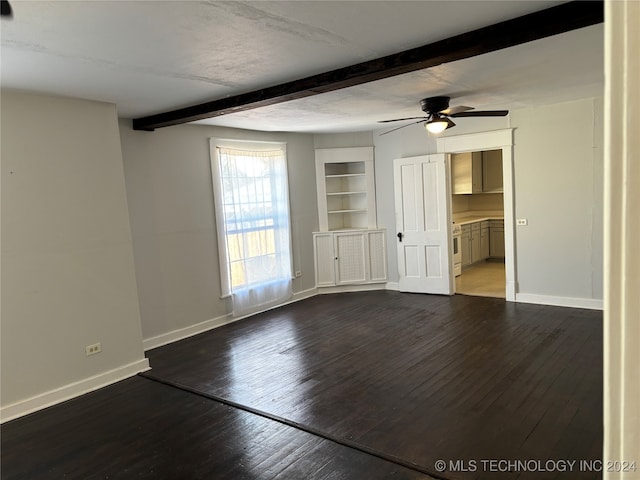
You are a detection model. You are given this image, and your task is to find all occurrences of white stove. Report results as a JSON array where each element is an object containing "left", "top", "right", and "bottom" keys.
[{"left": 452, "top": 224, "right": 462, "bottom": 277}]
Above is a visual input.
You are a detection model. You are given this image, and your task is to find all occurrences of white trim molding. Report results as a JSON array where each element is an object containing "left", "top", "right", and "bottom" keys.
[
  {"left": 515, "top": 293, "right": 603, "bottom": 311},
  {"left": 435, "top": 129, "right": 513, "bottom": 153},
  {"left": 603, "top": 1, "right": 640, "bottom": 474},
  {"left": 0, "top": 359, "right": 150, "bottom": 424},
  {"left": 316, "top": 283, "right": 386, "bottom": 295},
  {"left": 435, "top": 129, "right": 517, "bottom": 302},
  {"left": 143, "top": 287, "right": 319, "bottom": 351},
  {"left": 143, "top": 312, "right": 235, "bottom": 351}
]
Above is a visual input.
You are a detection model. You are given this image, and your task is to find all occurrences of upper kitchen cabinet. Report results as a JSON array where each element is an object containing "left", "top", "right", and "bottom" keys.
[
  {"left": 315, "top": 147, "right": 377, "bottom": 231},
  {"left": 482, "top": 149, "right": 504, "bottom": 193},
  {"left": 451, "top": 151, "right": 483, "bottom": 194},
  {"left": 451, "top": 149, "right": 503, "bottom": 194}
]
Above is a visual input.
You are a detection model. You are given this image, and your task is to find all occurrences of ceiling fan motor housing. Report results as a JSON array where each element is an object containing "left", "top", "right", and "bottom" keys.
[{"left": 421, "top": 96, "right": 450, "bottom": 114}]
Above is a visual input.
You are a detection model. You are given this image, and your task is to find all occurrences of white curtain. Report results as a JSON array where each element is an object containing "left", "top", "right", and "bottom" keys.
[{"left": 217, "top": 147, "right": 292, "bottom": 316}]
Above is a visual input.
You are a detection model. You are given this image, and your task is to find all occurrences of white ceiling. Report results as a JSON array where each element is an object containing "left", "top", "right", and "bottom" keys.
[{"left": 1, "top": 1, "right": 603, "bottom": 133}]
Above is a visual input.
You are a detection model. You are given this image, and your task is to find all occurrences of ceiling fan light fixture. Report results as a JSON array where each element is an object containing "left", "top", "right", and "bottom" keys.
[
  {"left": 425, "top": 120, "right": 448, "bottom": 134},
  {"left": 425, "top": 115, "right": 451, "bottom": 134}
]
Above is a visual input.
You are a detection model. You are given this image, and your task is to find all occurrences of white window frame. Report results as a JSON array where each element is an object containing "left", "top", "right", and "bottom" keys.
[{"left": 209, "top": 138, "right": 293, "bottom": 298}]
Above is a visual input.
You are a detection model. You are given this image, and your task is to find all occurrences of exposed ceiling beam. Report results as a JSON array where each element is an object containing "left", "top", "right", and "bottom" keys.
[{"left": 132, "top": 0, "right": 603, "bottom": 131}]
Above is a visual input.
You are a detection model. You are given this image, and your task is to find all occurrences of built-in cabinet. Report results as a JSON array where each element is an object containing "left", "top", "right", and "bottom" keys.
[
  {"left": 313, "top": 230, "right": 387, "bottom": 287},
  {"left": 452, "top": 149, "right": 503, "bottom": 194},
  {"left": 489, "top": 220, "right": 505, "bottom": 258},
  {"left": 480, "top": 222, "right": 490, "bottom": 259},
  {"left": 482, "top": 150, "right": 504, "bottom": 193},
  {"left": 313, "top": 147, "right": 387, "bottom": 288},
  {"left": 452, "top": 152, "right": 483, "bottom": 194},
  {"left": 461, "top": 219, "right": 503, "bottom": 267},
  {"left": 461, "top": 225, "right": 472, "bottom": 267},
  {"left": 462, "top": 221, "right": 491, "bottom": 267},
  {"left": 315, "top": 147, "right": 376, "bottom": 231}
]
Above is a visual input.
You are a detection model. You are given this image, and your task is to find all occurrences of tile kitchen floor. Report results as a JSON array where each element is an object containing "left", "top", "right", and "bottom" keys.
[{"left": 456, "top": 260, "right": 506, "bottom": 298}]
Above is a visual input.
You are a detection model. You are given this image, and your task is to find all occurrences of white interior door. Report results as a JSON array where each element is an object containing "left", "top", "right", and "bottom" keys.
[{"left": 394, "top": 154, "right": 453, "bottom": 294}]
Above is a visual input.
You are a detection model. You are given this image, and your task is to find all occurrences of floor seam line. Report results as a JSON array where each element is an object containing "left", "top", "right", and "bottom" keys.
[{"left": 138, "top": 371, "right": 450, "bottom": 480}]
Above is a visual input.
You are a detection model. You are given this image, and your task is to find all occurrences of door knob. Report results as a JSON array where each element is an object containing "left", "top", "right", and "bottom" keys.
[{"left": 397, "top": 232, "right": 404, "bottom": 242}]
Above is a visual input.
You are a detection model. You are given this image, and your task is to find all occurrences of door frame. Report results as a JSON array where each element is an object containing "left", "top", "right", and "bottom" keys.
[{"left": 436, "top": 129, "right": 516, "bottom": 301}]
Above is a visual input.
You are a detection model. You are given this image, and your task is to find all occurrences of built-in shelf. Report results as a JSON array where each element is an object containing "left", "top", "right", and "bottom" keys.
[
  {"left": 326, "top": 191, "right": 367, "bottom": 196},
  {"left": 325, "top": 173, "right": 366, "bottom": 178},
  {"left": 328, "top": 209, "right": 368, "bottom": 214},
  {"left": 315, "top": 147, "right": 377, "bottom": 232}
]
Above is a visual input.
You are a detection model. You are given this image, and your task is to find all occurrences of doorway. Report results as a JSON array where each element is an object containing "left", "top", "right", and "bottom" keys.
[
  {"left": 435, "top": 129, "right": 516, "bottom": 301},
  {"left": 450, "top": 149, "right": 506, "bottom": 298}
]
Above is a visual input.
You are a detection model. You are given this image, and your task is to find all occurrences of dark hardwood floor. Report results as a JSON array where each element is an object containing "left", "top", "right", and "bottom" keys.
[
  {"left": 1, "top": 292, "right": 602, "bottom": 480},
  {"left": 142, "top": 291, "right": 603, "bottom": 480},
  {"left": 0, "top": 376, "right": 435, "bottom": 480}
]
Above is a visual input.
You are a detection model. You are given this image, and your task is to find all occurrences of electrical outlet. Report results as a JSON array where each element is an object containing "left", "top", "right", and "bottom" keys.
[
  {"left": 516, "top": 219, "right": 528, "bottom": 226},
  {"left": 295, "top": 271, "right": 302, "bottom": 278},
  {"left": 86, "top": 342, "right": 102, "bottom": 356}
]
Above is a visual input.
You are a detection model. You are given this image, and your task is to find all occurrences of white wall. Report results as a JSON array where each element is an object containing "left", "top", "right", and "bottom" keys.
[
  {"left": 373, "top": 97, "right": 603, "bottom": 305},
  {"left": 314, "top": 132, "right": 374, "bottom": 149},
  {"left": 1, "top": 91, "right": 148, "bottom": 418},
  {"left": 511, "top": 98, "right": 603, "bottom": 302},
  {"left": 119, "top": 122, "right": 319, "bottom": 345}
]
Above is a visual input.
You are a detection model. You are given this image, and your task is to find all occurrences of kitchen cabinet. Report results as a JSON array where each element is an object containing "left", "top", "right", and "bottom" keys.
[
  {"left": 489, "top": 220, "right": 505, "bottom": 258},
  {"left": 480, "top": 221, "right": 490, "bottom": 259},
  {"left": 461, "top": 220, "right": 491, "bottom": 267},
  {"left": 313, "top": 229, "right": 387, "bottom": 287},
  {"left": 482, "top": 149, "right": 504, "bottom": 193},
  {"left": 452, "top": 149, "right": 503, "bottom": 194},
  {"left": 471, "top": 223, "right": 482, "bottom": 263},
  {"left": 315, "top": 147, "right": 377, "bottom": 232},
  {"left": 451, "top": 152, "right": 483, "bottom": 194},
  {"left": 461, "top": 225, "right": 472, "bottom": 267}
]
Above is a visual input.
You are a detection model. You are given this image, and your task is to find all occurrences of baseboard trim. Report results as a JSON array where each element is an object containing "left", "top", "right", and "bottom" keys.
[
  {"left": 515, "top": 293, "right": 603, "bottom": 310},
  {"left": 316, "top": 283, "right": 387, "bottom": 294},
  {"left": 0, "top": 358, "right": 150, "bottom": 424},
  {"left": 143, "top": 312, "right": 235, "bottom": 351},
  {"left": 506, "top": 281, "right": 517, "bottom": 302},
  {"left": 385, "top": 282, "right": 400, "bottom": 291},
  {"left": 143, "top": 287, "right": 319, "bottom": 351}
]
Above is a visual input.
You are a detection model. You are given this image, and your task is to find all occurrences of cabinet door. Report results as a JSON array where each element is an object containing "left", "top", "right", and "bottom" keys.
[
  {"left": 490, "top": 228, "right": 505, "bottom": 258},
  {"left": 480, "top": 227, "right": 490, "bottom": 260},
  {"left": 471, "top": 152, "right": 483, "bottom": 193},
  {"left": 334, "top": 232, "right": 368, "bottom": 285},
  {"left": 313, "top": 233, "right": 336, "bottom": 286},
  {"left": 367, "top": 230, "right": 387, "bottom": 283},
  {"left": 482, "top": 149, "right": 503, "bottom": 193},
  {"left": 471, "top": 229, "right": 482, "bottom": 263},
  {"left": 451, "top": 152, "right": 482, "bottom": 194},
  {"left": 461, "top": 230, "right": 472, "bottom": 267}
]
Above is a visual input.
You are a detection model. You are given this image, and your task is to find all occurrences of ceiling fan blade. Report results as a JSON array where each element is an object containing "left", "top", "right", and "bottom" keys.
[
  {"left": 1, "top": 0, "right": 13, "bottom": 17},
  {"left": 440, "top": 106, "right": 473, "bottom": 115},
  {"left": 378, "top": 116, "right": 428, "bottom": 123},
  {"left": 450, "top": 110, "right": 509, "bottom": 117},
  {"left": 379, "top": 119, "right": 426, "bottom": 136}
]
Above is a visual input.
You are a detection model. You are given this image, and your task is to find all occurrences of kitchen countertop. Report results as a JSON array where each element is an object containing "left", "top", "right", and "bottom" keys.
[{"left": 453, "top": 210, "right": 504, "bottom": 226}]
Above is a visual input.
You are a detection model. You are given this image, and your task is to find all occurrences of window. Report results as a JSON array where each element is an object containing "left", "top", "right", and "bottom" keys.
[{"left": 210, "top": 140, "right": 292, "bottom": 316}]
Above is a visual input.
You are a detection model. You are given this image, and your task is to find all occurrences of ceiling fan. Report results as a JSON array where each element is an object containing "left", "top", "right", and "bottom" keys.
[
  {"left": 379, "top": 96, "right": 508, "bottom": 135},
  {"left": 1, "top": 0, "right": 13, "bottom": 18}
]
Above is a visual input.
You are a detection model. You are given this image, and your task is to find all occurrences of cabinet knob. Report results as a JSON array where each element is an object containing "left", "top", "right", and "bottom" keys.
[{"left": 397, "top": 232, "right": 404, "bottom": 242}]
